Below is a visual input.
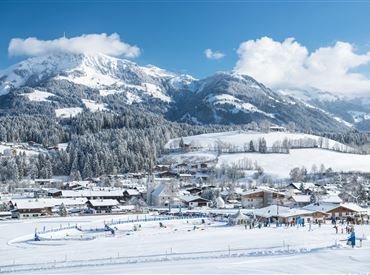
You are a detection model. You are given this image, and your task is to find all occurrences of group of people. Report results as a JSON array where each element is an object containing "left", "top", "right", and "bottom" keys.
[{"left": 331, "top": 218, "right": 357, "bottom": 248}]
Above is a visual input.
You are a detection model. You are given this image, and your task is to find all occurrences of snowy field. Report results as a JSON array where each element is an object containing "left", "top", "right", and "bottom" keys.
[
  {"left": 162, "top": 131, "right": 370, "bottom": 178},
  {"left": 217, "top": 148, "right": 370, "bottom": 178},
  {"left": 165, "top": 131, "right": 351, "bottom": 151},
  {"left": 0, "top": 144, "right": 42, "bottom": 156},
  {"left": 55, "top": 107, "right": 83, "bottom": 118},
  {"left": 1, "top": 215, "right": 370, "bottom": 273},
  {"left": 163, "top": 148, "right": 370, "bottom": 178}
]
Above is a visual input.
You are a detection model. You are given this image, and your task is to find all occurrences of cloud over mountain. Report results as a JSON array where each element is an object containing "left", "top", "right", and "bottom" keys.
[
  {"left": 204, "top": 48, "right": 225, "bottom": 60},
  {"left": 8, "top": 33, "right": 140, "bottom": 58},
  {"left": 234, "top": 36, "right": 370, "bottom": 96}
]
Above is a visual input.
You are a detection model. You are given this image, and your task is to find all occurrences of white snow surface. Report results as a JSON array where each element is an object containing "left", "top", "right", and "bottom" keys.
[
  {"left": 165, "top": 131, "right": 351, "bottom": 151},
  {"left": 82, "top": 99, "right": 108, "bottom": 112},
  {"left": 0, "top": 53, "right": 186, "bottom": 104},
  {"left": 55, "top": 107, "right": 83, "bottom": 118},
  {"left": 21, "top": 90, "right": 54, "bottom": 102},
  {"left": 164, "top": 131, "right": 370, "bottom": 178},
  {"left": 1, "top": 215, "right": 370, "bottom": 273},
  {"left": 0, "top": 144, "right": 40, "bottom": 156},
  {"left": 219, "top": 148, "right": 370, "bottom": 177},
  {"left": 349, "top": 111, "right": 370, "bottom": 123},
  {"left": 206, "top": 94, "right": 274, "bottom": 117}
]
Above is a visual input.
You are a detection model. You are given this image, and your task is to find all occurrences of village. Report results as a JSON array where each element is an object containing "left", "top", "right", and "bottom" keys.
[
  {"left": 1, "top": 157, "right": 369, "bottom": 226},
  {"left": 1, "top": 128, "right": 370, "bottom": 227},
  {"left": 1, "top": 129, "right": 370, "bottom": 273}
]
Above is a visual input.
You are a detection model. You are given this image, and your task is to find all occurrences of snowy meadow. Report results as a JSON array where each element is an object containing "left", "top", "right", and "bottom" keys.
[{"left": 1, "top": 214, "right": 370, "bottom": 274}]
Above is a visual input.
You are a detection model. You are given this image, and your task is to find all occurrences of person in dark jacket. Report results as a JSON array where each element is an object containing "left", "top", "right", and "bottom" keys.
[{"left": 348, "top": 229, "right": 356, "bottom": 248}]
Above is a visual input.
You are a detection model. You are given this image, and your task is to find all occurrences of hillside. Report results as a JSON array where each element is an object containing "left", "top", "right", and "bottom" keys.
[
  {"left": 165, "top": 130, "right": 355, "bottom": 152},
  {"left": 279, "top": 88, "right": 370, "bottom": 130},
  {"left": 0, "top": 53, "right": 350, "bottom": 132},
  {"left": 162, "top": 130, "right": 370, "bottom": 178}
]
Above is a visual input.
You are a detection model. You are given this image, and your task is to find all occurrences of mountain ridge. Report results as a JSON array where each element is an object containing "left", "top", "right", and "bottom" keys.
[{"left": 0, "top": 53, "right": 354, "bottom": 132}]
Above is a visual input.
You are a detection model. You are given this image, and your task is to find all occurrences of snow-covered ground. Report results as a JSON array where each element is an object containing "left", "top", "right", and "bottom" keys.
[
  {"left": 82, "top": 99, "right": 108, "bottom": 112},
  {"left": 1, "top": 215, "right": 370, "bottom": 273},
  {"left": 0, "top": 143, "right": 42, "bottom": 156},
  {"left": 163, "top": 131, "right": 370, "bottom": 178},
  {"left": 55, "top": 107, "right": 83, "bottom": 118},
  {"left": 21, "top": 90, "right": 54, "bottom": 102},
  {"left": 205, "top": 94, "right": 274, "bottom": 117},
  {"left": 163, "top": 148, "right": 370, "bottom": 178},
  {"left": 165, "top": 131, "right": 351, "bottom": 151},
  {"left": 218, "top": 148, "right": 370, "bottom": 178}
]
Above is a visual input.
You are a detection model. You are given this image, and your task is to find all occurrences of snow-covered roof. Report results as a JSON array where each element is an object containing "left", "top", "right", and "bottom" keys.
[
  {"left": 337, "top": 203, "right": 368, "bottom": 213},
  {"left": 61, "top": 189, "right": 124, "bottom": 198},
  {"left": 304, "top": 202, "right": 367, "bottom": 214},
  {"left": 320, "top": 194, "right": 342, "bottom": 204},
  {"left": 11, "top": 198, "right": 88, "bottom": 209},
  {"left": 180, "top": 195, "right": 210, "bottom": 203},
  {"left": 290, "top": 182, "right": 316, "bottom": 190},
  {"left": 253, "top": 205, "right": 312, "bottom": 218},
  {"left": 124, "top": 189, "right": 140, "bottom": 196},
  {"left": 178, "top": 173, "right": 192, "bottom": 177},
  {"left": 88, "top": 199, "right": 119, "bottom": 207},
  {"left": 303, "top": 203, "right": 338, "bottom": 213},
  {"left": 11, "top": 199, "right": 54, "bottom": 210},
  {"left": 291, "top": 195, "right": 311, "bottom": 203}
]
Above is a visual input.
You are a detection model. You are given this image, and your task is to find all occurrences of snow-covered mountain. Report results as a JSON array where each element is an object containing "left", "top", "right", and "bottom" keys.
[
  {"left": 0, "top": 53, "right": 350, "bottom": 131},
  {"left": 0, "top": 53, "right": 195, "bottom": 103},
  {"left": 278, "top": 88, "right": 370, "bottom": 130},
  {"left": 170, "top": 72, "right": 348, "bottom": 131}
]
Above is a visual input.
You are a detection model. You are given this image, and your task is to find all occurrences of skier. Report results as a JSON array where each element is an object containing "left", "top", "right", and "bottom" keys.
[{"left": 347, "top": 228, "right": 356, "bottom": 248}]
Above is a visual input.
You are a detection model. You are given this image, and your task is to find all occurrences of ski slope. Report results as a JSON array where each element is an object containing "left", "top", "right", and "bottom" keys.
[{"left": 1, "top": 214, "right": 370, "bottom": 273}]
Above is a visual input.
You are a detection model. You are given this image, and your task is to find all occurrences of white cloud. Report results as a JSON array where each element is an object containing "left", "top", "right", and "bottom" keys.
[
  {"left": 205, "top": 48, "right": 225, "bottom": 60},
  {"left": 234, "top": 36, "right": 370, "bottom": 96},
  {"left": 8, "top": 33, "right": 140, "bottom": 58}
]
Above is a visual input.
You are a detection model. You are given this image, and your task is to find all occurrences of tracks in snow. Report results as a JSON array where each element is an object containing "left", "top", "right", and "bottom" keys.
[{"left": 0, "top": 243, "right": 342, "bottom": 273}]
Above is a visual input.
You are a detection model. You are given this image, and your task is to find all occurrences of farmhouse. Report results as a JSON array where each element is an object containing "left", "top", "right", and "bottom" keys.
[
  {"left": 253, "top": 205, "right": 313, "bottom": 224},
  {"left": 241, "top": 188, "right": 288, "bottom": 209},
  {"left": 325, "top": 203, "right": 367, "bottom": 219},
  {"left": 186, "top": 187, "right": 202, "bottom": 195},
  {"left": 123, "top": 189, "right": 141, "bottom": 200},
  {"left": 303, "top": 203, "right": 366, "bottom": 221},
  {"left": 86, "top": 199, "right": 119, "bottom": 213},
  {"left": 61, "top": 189, "right": 125, "bottom": 201},
  {"left": 180, "top": 195, "right": 211, "bottom": 208},
  {"left": 9, "top": 200, "right": 53, "bottom": 219}
]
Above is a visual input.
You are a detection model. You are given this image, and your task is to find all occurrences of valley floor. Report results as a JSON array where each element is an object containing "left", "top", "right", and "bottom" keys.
[{"left": 1, "top": 215, "right": 370, "bottom": 274}]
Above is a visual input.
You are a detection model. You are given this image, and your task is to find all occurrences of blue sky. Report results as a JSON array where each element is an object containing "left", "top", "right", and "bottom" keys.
[{"left": 2, "top": 1, "right": 370, "bottom": 95}]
